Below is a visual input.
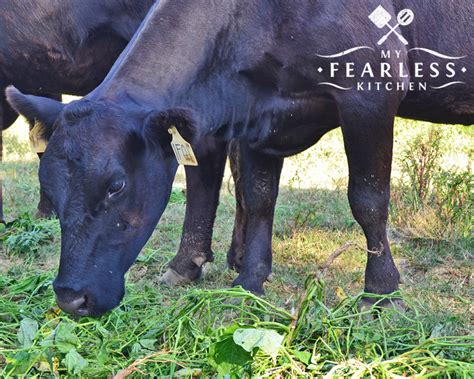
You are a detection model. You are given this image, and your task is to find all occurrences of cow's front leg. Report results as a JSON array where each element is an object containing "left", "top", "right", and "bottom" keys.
[
  {"left": 1, "top": 98, "right": 22, "bottom": 223},
  {"left": 340, "top": 102, "right": 400, "bottom": 302},
  {"left": 232, "top": 141, "right": 283, "bottom": 295},
  {"left": 160, "top": 138, "right": 228, "bottom": 285}
]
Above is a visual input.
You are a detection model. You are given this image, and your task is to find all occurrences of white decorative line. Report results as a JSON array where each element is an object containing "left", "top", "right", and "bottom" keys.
[
  {"left": 317, "top": 83, "right": 352, "bottom": 90},
  {"left": 315, "top": 46, "right": 375, "bottom": 59},
  {"left": 408, "top": 48, "right": 467, "bottom": 60},
  {"left": 430, "top": 82, "right": 466, "bottom": 89}
]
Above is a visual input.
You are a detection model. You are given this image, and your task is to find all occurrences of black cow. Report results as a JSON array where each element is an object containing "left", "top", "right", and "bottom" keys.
[
  {"left": 7, "top": 0, "right": 473, "bottom": 316},
  {"left": 0, "top": 0, "right": 155, "bottom": 220},
  {"left": 0, "top": 0, "right": 250, "bottom": 296}
]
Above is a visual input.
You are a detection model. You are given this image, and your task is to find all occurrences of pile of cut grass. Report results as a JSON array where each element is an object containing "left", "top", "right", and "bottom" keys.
[
  {"left": 1, "top": 117, "right": 472, "bottom": 377},
  {"left": 1, "top": 270, "right": 472, "bottom": 377}
]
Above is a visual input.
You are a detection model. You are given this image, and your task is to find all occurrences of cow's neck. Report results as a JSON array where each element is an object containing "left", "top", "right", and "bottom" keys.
[{"left": 95, "top": 0, "right": 261, "bottom": 137}]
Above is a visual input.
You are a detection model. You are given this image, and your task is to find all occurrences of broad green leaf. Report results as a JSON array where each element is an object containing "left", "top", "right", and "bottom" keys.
[
  {"left": 293, "top": 349, "right": 312, "bottom": 365},
  {"left": 233, "top": 328, "right": 284, "bottom": 357},
  {"left": 131, "top": 342, "right": 143, "bottom": 356},
  {"left": 63, "top": 349, "right": 88, "bottom": 374},
  {"left": 36, "top": 354, "right": 59, "bottom": 373},
  {"left": 97, "top": 345, "right": 110, "bottom": 366},
  {"left": 139, "top": 338, "right": 156, "bottom": 350},
  {"left": 54, "top": 322, "right": 79, "bottom": 353},
  {"left": 208, "top": 336, "right": 251, "bottom": 376},
  {"left": 17, "top": 318, "right": 38, "bottom": 348},
  {"left": 95, "top": 324, "right": 110, "bottom": 337},
  {"left": 5, "top": 351, "right": 37, "bottom": 375},
  {"left": 430, "top": 324, "right": 448, "bottom": 338}
]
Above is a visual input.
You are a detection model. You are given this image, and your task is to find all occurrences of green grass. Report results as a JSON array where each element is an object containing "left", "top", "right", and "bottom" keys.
[{"left": 0, "top": 118, "right": 472, "bottom": 377}]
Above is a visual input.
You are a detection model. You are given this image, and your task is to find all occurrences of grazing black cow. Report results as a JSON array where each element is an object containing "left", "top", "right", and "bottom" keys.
[
  {"left": 0, "top": 0, "right": 246, "bottom": 294},
  {"left": 0, "top": 0, "right": 155, "bottom": 221},
  {"left": 7, "top": 0, "right": 473, "bottom": 316}
]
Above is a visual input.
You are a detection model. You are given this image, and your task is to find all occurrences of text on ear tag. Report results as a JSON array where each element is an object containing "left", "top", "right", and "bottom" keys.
[
  {"left": 29, "top": 122, "right": 48, "bottom": 153},
  {"left": 168, "top": 126, "right": 198, "bottom": 166}
]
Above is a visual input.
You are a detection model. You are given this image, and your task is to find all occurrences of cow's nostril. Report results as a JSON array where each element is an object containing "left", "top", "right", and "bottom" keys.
[
  {"left": 56, "top": 295, "right": 88, "bottom": 316},
  {"left": 76, "top": 296, "right": 89, "bottom": 316}
]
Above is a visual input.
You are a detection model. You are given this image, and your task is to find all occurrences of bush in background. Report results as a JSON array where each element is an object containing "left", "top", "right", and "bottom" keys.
[{"left": 391, "top": 126, "right": 472, "bottom": 242}]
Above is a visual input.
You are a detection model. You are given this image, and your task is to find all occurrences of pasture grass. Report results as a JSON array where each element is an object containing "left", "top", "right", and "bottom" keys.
[{"left": 0, "top": 117, "right": 472, "bottom": 377}]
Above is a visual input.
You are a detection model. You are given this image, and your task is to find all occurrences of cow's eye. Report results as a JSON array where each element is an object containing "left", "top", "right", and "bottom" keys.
[{"left": 108, "top": 179, "right": 126, "bottom": 198}]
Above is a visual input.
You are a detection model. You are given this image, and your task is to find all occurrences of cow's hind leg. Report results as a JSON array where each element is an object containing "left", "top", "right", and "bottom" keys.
[
  {"left": 32, "top": 93, "right": 61, "bottom": 219},
  {"left": 160, "top": 138, "right": 228, "bottom": 285},
  {"left": 340, "top": 101, "right": 400, "bottom": 302},
  {"left": 35, "top": 174, "right": 56, "bottom": 219},
  {"left": 232, "top": 141, "right": 283, "bottom": 295},
  {"left": 227, "top": 140, "right": 247, "bottom": 272}
]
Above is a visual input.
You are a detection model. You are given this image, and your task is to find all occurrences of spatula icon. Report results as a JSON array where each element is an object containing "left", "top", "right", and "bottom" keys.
[{"left": 369, "top": 6, "right": 414, "bottom": 46}]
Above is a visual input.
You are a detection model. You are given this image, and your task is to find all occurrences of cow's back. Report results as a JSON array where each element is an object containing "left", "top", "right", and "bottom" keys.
[
  {"left": 397, "top": 0, "right": 473, "bottom": 124},
  {"left": 0, "top": 0, "right": 154, "bottom": 95}
]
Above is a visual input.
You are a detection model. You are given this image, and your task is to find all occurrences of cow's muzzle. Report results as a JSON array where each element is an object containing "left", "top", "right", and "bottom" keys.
[{"left": 54, "top": 284, "right": 90, "bottom": 317}]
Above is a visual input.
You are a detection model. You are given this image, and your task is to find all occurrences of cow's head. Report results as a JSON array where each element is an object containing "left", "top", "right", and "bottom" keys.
[{"left": 6, "top": 87, "right": 189, "bottom": 316}]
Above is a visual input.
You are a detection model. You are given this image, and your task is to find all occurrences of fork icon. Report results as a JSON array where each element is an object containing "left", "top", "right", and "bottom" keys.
[{"left": 369, "top": 6, "right": 414, "bottom": 46}]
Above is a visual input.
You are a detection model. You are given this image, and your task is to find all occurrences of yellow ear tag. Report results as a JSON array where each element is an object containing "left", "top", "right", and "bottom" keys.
[
  {"left": 29, "top": 121, "right": 48, "bottom": 153},
  {"left": 168, "top": 126, "right": 198, "bottom": 166}
]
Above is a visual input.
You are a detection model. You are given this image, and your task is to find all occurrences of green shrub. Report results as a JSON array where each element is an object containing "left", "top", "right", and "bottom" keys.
[
  {"left": 391, "top": 127, "right": 472, "bottom": 242},
  {"left": 432, "top": 171, "right": 473, "bottom": 238},
  {"left": 399, "top": 127, "right": 444, "bottom": 208},
  {"left": 0, "top": 214, "right": 59, "bottom": 255}
]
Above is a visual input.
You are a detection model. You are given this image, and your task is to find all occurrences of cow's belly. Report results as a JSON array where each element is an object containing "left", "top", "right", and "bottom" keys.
[
  {"left": 398, "top": 87, "right": 474, "bottom": 126},
  {"left": 249, "top": 123, "right": 338, "bottom": 157},
  {"left": 248, "top": 97, "right": 340, "bottom": 157}
]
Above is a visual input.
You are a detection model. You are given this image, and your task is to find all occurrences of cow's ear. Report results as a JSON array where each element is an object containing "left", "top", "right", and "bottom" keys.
[
  {"left": 5, "top": 86, "right": 64, "bottom": 131},
  {"left": 142, "top": 108, "right": 199, "bottom": 152}
]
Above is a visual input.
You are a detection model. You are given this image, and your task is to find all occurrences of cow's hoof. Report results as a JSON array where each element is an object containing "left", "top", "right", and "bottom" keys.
[
  {"left": 359, "top": 297, "right": 407, "bottom": 314},
  {"left": 34, "top": 209, "right": 55, "bottom": 219},
  {"left": 159, "top": 268, "right": 193, "bottom": 286},
  {"left": 227, "top": 249, "right": 243, "bottom": 273},
  {"left": 232, "top": 275, "right": 265, "bottom": 296}
]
